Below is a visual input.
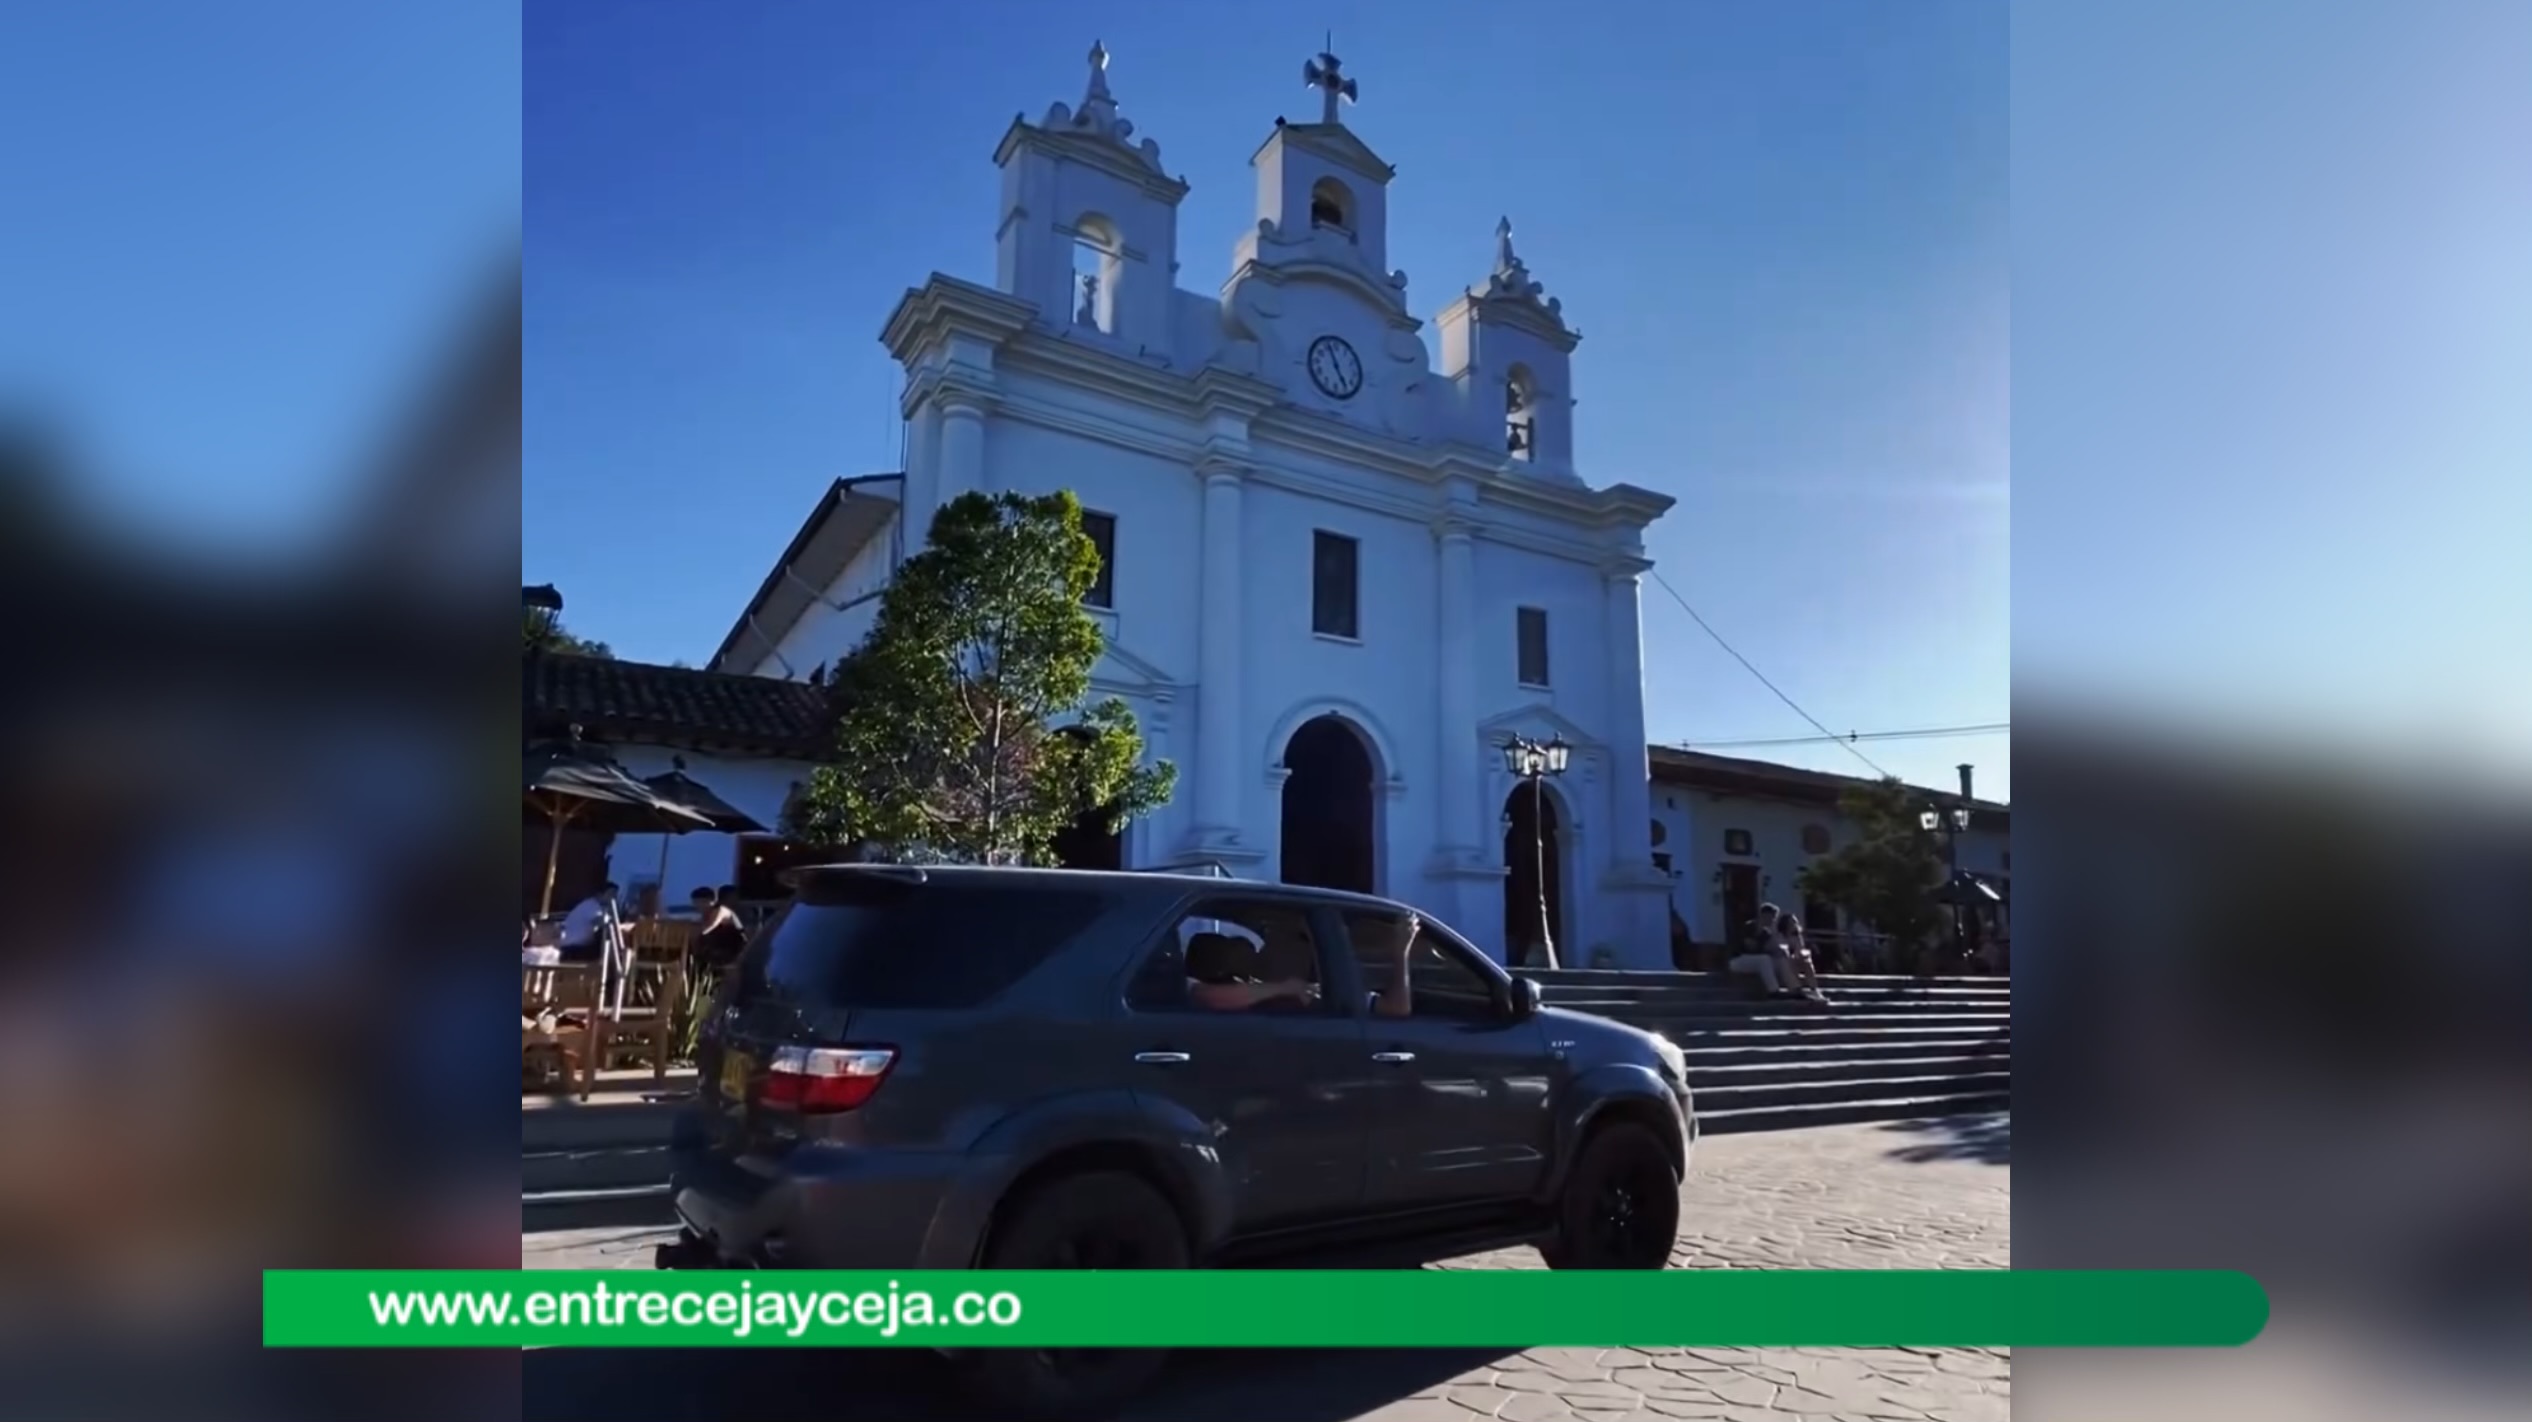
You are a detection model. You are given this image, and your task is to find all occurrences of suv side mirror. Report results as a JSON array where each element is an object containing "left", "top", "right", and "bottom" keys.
[{"left": 1507, "top": 976, "right": 1543, "bottom": 1021}]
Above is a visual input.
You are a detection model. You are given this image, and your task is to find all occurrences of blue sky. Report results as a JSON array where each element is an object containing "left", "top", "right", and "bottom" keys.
[
  {"left": 527, "top": 0, "right": 2010, "bottom": 799},
  {"left": 0, "top": 1, "right": 518, "bottom": 553}
]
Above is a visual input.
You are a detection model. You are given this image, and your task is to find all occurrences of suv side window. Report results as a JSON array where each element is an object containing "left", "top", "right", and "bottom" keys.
[
  {"left": 1127, "top": 900, "right": 1331, "bottom": 1015},
  {"left": 1343, "top": 911, "right": 1501, "bottom": 1021}
]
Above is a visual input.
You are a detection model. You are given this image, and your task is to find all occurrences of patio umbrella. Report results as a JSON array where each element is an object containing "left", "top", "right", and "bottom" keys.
[
  {"left": 642, "top": 758, "right": 767, "bottom": 834},
  {"left": 525, "top": 736, "right": 715, "bottom": 916},
  {"left": 638, "top": 757, "right": 768, "bottom": 909}
]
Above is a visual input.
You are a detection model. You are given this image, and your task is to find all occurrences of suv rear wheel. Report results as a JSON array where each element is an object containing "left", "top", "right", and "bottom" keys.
[
  {"left": 965, "top": 1170, "right": 1188, "bottom": 1421},
  {"left": 1540, "top": 1121, "right": 1679, "bottom": 1270}
]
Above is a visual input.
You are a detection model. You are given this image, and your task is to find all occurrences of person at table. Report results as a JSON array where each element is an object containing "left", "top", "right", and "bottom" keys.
[
  {"left": 691, "top": 886, "right": 749, "bottom": 970},
  {"left": 557, "top": 882, "right": 620, "bottom": 964}
]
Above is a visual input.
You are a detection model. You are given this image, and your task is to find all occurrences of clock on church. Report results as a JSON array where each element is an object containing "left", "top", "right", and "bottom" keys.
[{"left": 1306, "top": 334, "right": 1363, "bottom": 399}]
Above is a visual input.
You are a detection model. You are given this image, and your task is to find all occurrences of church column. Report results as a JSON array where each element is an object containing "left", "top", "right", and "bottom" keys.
[
  {"left": 1191, "top": 460, "right": 1246, "bottom": 845},
  {"left": 935, "top": 385, "right": 990, "bottom": 503},
  {"left": 1434, "top": 517, "right": 1481, "bottom": 855},
  {"left": 1602, "top": 558, "right": 1655, "bottom": 874}
]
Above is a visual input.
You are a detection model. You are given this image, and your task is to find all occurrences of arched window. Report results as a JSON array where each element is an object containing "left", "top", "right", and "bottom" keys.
[
  {"left": 1308, "top": 178, "right": 1353, "bottom": 236},
  {"left": 1070, "top": 215, "right": 1122, "bottom": 334},
  {"left": 1505, "top": 364, "right": 1536, "bottom": 459}
]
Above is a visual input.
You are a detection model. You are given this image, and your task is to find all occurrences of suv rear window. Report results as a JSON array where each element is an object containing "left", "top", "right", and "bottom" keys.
[{"left": 737, "top": 875, "right": 1118, "bottom": 1010}]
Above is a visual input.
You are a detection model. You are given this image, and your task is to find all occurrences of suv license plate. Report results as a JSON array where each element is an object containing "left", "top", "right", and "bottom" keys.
[{"left": 719, "top": 1049, "right": 754, "bottom": 1102}]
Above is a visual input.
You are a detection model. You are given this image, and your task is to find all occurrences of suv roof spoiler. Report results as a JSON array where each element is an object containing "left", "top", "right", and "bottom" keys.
[{"left": 1129, "top": 859, "right": 1238, "bottom": 879}]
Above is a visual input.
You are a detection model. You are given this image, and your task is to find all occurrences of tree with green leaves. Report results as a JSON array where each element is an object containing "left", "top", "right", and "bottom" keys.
[
  {"left": 1795, "top": 777, "right": 1946, "bottom": 968},
  {"left": 789, "top": 490, "right": 1175, "bottom": 865},
  {"left": 523, "top": 604, "right": 613, "bottom": 658}
]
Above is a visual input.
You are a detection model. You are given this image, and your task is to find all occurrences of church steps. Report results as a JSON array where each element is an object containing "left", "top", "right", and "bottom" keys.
[
  {"left": 1687, "top": 1053, "right": 2007, "bottom": 1091},
  {"left": 1636, "top": 1014, "right": 2011, "bottom": 1037},
  {"left": 1671, "top": 1022, "right": 2005, "bottom": 1047},
  {"left": 1528, "top": 969, "right": 2006, "bottom": 989},
  {"left": 1695, "top": 1090, "right": 2012, "bottom": 1136},
  {"left": 1554, "top": 998, "right": 2008, "bottom": 1022},
  {"left": 1692, "top": 1070, "right": 2012, "bottom": 1114},
  {"left": 1679, "top": 1042, "right": 2008, "bottom": 1075},
  {"left": 1537, "top": 970, "right": 2013, "bottom": 1132}
]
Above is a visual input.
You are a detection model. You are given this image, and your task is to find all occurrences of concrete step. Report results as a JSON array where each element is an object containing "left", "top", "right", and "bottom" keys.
[
  {"left": 1529, "top": 969, "right": 2007, "bottom": 989},
  {"left": 1629, "top": 1013, "right": 2011, "bottom": 1037},
  {"left": 1544, "top": 977, "right": 2009, "bottom": 997},
  {"left": 1693, "top": 1070, "right": 2013, "bottom": 1114},
  {"left": 1678, "top": 1035, "right": 2010, "bottom": 1070},
  {"left": 1659, "top": 1023, "right": 2011, "bottom": 1050},
  {"left": 1696, "top": 1092, "right": 2013, "bottom": 1136},
  {"left": 1547, "top": 996, "right": 2011, "bottom": 1021},
  {"left": 1684, "top": 1053, "right": 2009, "bottom": 1090},
  {"left": 521, "top": 1092, "right": 693, "bottom": 1153},
  {"left": 523, "top": 1143, "right": 675, "bottom": 1196}
]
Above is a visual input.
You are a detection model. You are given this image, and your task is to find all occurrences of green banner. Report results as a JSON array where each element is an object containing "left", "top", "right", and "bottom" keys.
[{"left": 265, "top": 1269, "right": 2266, "bottom": 1348}]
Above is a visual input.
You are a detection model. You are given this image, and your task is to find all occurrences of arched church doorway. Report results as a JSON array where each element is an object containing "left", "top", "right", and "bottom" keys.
[
  {"left": 1280, "top": 714, "right": 1377, "bottom": 894},
  {"left": 1502, "top": 783, "right": 1566, "bottom": 967},
  {"left": 1048, "top": 726, "right": 1124, "bottom": 870}
]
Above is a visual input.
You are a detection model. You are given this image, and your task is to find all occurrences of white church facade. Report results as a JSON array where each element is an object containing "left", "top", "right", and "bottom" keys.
[{"left": 707, "top": 44, "right": 1678, "bottom": 968}]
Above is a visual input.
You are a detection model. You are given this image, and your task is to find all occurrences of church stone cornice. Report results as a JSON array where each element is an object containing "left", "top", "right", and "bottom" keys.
[
  {"left": 1187, "top": 366, "right": 1281, "bottom": 425},
  {"left": 993, "top": 118, "right": 1192, "bottom": 208},
  {"left": 879, "top": 276, "right": 1037, "bottom": 369},
  {"left": 1251, "top": 120, "right": 1396, "bottom": 184},
  {"left": 1440, "top": 289, "right": 1581, "bottom": 355},
  {"left": 998, "top": 326, "right": 1214, "bottom": 424},
  {"left": 1223, "top": 219, "right": 1417, "bottom": 326}
]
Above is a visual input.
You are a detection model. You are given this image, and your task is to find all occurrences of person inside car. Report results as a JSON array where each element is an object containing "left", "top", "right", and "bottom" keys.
[
  {"left": 1185, "top": 930, "right": 1317, "bottom": 1011},
  {"left": 1363, "top": 911, "right": 1420, "bottom": 1018}
]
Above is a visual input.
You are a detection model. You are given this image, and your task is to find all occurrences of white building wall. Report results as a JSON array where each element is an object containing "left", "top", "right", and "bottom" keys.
[
  {"left": 1652, "top": 784, "right": 2010, "bottom": 946},
  {"left": 759, "top": 532, "right": 897, "bottom": 679}
]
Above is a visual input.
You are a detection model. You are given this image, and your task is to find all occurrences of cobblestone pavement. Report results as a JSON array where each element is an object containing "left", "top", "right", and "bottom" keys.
[{"left": 523, "top": 1112, "right": 2009, "bottom": 1421}]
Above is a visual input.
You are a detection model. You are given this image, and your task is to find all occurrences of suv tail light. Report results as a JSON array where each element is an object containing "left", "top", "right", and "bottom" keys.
[{"left": 761, "top": 1045, "right": 896, "bottom": 1113}]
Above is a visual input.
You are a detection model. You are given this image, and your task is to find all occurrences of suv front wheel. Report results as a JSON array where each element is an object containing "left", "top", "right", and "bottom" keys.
[
  {"left": 1540, "top": 1120, "right": 1680, "bottom": 1270},
  {"left": 964, "top": 1170, "right": 1188, "bottom": 1421}
]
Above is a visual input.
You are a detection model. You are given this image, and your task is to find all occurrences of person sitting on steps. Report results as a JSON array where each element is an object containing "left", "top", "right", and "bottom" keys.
[
  {"left": 1775, "top": 912, "right": 1829, "bottom": 1002},
  {"left": 1726, "top": 903, "right": 1790, "bottom": 996}
]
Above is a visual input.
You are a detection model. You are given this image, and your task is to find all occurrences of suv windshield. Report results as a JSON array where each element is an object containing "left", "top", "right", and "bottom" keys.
[{"left": 737, "top": 874, "right": 1119, "bottom": 1010}]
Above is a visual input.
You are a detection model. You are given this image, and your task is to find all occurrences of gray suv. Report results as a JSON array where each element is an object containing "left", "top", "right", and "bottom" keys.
[{"left": 661, "top": 864, "right": 1694, "bottom": 1416}]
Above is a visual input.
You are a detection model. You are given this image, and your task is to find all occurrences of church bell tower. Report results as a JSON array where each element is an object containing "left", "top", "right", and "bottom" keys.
[
  {"left": 1436, "top": 218, "right": 1583, "bottom": 480},
  {"left": 1247, "top": 45, "right": 1397, "bottom": 282},
  {"left": 991, "top": 43, "right": 1189, "bottom": 353}
]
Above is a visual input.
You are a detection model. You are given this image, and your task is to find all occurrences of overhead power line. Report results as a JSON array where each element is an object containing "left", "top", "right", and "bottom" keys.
[
  {"left": 1685, "top": 722, "right": 2010, "bottom": 751},
  {"left": 1646, "top": 569, "right": 1890, "bottom": 777}
]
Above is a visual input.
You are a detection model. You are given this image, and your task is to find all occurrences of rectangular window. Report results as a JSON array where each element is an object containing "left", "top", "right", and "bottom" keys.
[
  {"left": 1081, "top": 511, "right": 1116, "bottom": 609},
  {"left": 1311, "top": 530, "right": 1359, "bottom": 639},
  {"left": 1516, "top": 606, "right": 1550, "bottom": 687}
]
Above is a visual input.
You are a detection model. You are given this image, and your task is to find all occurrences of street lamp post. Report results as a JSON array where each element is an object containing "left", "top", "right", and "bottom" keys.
[
  {"left": 1918, "top": 766, "right": 1975, "bottom": 970},
  {"left": 1500, "top": 734, "right": 1572, "bottom": 969}
]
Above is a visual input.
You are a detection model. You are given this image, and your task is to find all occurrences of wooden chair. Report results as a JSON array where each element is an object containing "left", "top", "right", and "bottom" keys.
[
  {"left": 598, "top": 919, "right": 694, "bottom": 1082},
  {"left": 523, "top": 961, "right": 604, "bottom": 1100}
]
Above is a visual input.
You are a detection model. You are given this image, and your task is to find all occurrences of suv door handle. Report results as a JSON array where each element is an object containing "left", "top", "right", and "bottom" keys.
[
  {"left": 1370, "top": 1051, "right": 1416, "bottom": 1064},
  {"left": 1133, "top": 1051, "right": 1191, "bottom": 1065}
]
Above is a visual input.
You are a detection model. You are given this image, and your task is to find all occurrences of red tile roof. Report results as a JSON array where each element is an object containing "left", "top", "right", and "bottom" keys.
[{"left": 526, "top": 652, "right": 837, "bottom": 759}]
